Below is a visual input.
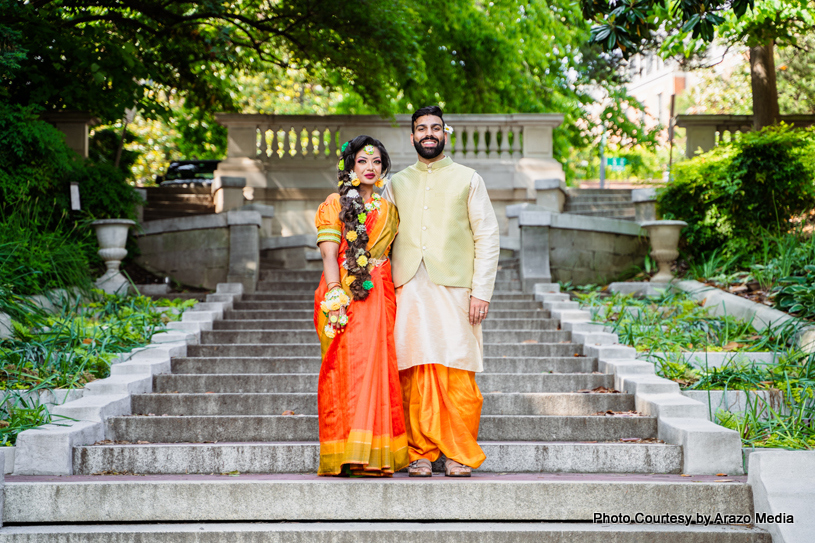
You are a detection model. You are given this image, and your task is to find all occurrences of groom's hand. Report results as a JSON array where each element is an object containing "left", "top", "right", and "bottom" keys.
[{"left": 469, "top": 297, "right": 490, "bottom": 326}]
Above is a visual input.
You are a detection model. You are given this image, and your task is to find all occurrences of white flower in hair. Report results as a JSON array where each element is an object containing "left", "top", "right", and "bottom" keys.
[
  {"left": 444, "top": 124, "right": 454, "bottom": 135},
  {"left": 347, "top": 189, "right": 359, "bottom": 198},
  {"left": 348, "top": 171, "right": 359, "bottom": 182}
]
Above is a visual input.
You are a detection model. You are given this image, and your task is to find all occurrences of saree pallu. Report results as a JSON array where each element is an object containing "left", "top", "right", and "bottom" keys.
[{"left": 314, "top": 196, "right": 408, "bottom": 476}]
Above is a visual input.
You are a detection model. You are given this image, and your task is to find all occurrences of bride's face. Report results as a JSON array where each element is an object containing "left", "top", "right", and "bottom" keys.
[{"left": 354, "top": 146, "right": 382, "bottom": 188}]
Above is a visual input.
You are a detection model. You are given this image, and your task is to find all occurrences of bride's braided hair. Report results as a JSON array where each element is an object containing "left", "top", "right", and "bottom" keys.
[{"left": 337, "top": 135, "right": 391, "bottom": 301}]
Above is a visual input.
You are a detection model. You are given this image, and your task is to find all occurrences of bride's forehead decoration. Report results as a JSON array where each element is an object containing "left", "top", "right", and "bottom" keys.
[{"left": 364, "top": 144, "right": 375, "bottom": 155}]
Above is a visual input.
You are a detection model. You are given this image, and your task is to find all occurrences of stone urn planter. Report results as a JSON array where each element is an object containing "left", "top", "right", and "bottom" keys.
[
  {"left": 640, "top": 220, "right": 687, "bottom": 283},
  {"left": 91, "top": 219, "right": 136, "bottom": 295}
]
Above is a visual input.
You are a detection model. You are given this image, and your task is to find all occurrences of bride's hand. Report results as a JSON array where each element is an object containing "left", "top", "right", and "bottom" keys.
[{"left": 328, "top": 306, "right": 347, "bottom": 329}]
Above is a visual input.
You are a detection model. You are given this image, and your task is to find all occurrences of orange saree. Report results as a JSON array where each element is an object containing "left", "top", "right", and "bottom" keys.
[{"left": 313, "top": 193, "right": 409, "bottom": 476}]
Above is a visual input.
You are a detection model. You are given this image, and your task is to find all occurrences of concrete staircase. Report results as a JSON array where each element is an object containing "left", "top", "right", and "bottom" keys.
[
  {"left": 142, "top": 185, "right": 215, "bottom": 222},
  {"left": 564, "top": 189, "right": 636, "bottom": 221},
  {"left": 1, "top": 263, "right": 769, "bottom": 541}
]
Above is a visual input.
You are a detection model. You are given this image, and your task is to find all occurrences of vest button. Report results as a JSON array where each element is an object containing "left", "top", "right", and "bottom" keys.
[
  {"left": 422, "top": 246, "right": 426, "bottom": 250},
  {"left": 424, "top": 206, "right": 428, "bottom": 210},
  {"left": 426, "top": 187, "right": 430, "bottom": 191},
  {"left": 422, "top": 226, "right": 427, "bottom": 230}
]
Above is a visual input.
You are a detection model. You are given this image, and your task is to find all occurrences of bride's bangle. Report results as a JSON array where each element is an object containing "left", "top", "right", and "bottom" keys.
[{"left": 321, "top": 287, "right": 350, "bottom": 313}]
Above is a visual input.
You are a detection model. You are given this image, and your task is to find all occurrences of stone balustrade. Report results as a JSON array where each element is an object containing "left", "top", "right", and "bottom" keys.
[
  {"left": 676, "top": 114, "right": 815, "bottom": 158},
  {"left": 214, "top": 113, "right": 565, "bottom": 236}
]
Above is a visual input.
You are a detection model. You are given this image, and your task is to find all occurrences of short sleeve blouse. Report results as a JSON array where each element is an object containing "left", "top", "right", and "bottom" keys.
[{"left": 315, "top": 193, "right": 343, "bottom": 244}]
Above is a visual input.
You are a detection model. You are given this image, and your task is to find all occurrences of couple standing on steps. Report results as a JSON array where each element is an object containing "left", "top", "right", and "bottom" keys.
[{"left": 313, "top": 105, "right": 500, "bottom": 477}]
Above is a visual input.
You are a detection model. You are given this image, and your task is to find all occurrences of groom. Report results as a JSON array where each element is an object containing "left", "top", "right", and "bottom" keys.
[{"left": 382, "top": 105, "right": 500, "bottom": 476}]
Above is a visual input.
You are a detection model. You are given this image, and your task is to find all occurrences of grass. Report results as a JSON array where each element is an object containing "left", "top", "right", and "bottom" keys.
[
  {"left": 572, "top": 286, "right": 815, "bottom": 450},
  {"left": 573, "top": 289, "right": 796, "bottom": 354},
  {"left": 0, "top": 290, "right": 197, "bottom": 445}
]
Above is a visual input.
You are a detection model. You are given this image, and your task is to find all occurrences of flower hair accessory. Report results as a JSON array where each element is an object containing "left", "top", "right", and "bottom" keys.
[
  {"left": 341, "top": 141, "right": 350, "bottom": 153},
  {"left": 444, "top": 124, "right": 454, "bottom": 135},
  {"left": 364, "top": 144, "right": 375, "bottom": 155},
  {"left": 375, "top": 178, "right": 385, "bottom": 188},
  {"left": 320, "top": 287, "right": 350, "bottom": 313}
]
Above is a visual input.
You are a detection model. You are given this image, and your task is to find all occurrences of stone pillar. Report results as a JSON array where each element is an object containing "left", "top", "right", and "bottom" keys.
[
  {"left": 518, "top": 210, "right": 553, "bottom": 293},
  {"left": 226, "top": 210, "right": 262, "bottom": 294},
  {"left": 213, "top": 176, "right": 247, "bottom": 213},
  {"left": 134, "top": 188, "right": 147, "bottom": 224},
  {"left": 0, "top": 448, "right": 4, "bottom": 527},
  {"left": 632, "top": 187, "right": 658, "bottom": 222},
  {"left": 238, "top": 203, "right": 276, "bottom": 238},
  {"left": 41, "top": 111, "right": 99, "bottom": 158},
  {"left": 505, "top": 203, "right": 545, "bottom": 253},
  {"left": 684, "top": 125, "right": 717, "bottom": 157},
  {"left": 534, "top": 178, "right": 567, "bottom": 212}
]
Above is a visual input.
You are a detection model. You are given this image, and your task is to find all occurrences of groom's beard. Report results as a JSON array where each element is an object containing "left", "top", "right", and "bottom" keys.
[{"left": 414, "top": 135, "right": 445, "bottom": 159}]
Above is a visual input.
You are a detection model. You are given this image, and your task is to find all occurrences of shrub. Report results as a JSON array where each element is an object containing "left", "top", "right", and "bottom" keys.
[{"left": 659, "top": 124, "right": 815, "bottom": 259}]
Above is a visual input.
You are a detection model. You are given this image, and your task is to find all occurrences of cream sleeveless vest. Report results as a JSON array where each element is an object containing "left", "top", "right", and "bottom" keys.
[{"left": 389, "top": 156, "right": 476, "bottom": 289}]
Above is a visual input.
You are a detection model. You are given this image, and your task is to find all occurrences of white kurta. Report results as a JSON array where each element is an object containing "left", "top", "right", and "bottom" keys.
[{"left": 383, "top": 170, "right": 500, "bottom": 373}]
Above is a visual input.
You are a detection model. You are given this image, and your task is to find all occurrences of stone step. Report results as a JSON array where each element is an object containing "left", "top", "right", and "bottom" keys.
[
  {"left": 490, "top": 292, "right": 534, "bottom": 300},
  {"left": 153, "top": 372, "right": 608, "bottom": 394},
  {"left": 199, "top": 329, "right": 573, "bottom": 345},
  {"left": 186, "top": 343, "right": 582, "bottom": 358},
  {"left": 241, "top": 293, "right": 315, "bottom": 301},
  {"left": 132, "top": 392, "right": 633, "bottom": 416},
  {"left": 564, "top": 203, "right": 635, "bottom": 212},
  {"left": 142, "top": 209, "right": 214, "bottom": 221},
  {"left": 483, "top": 318, "right": 560, "bottom": 330},
  {"left": 213, "top": 319, "right": 315, "bottom": 330},
  {"left": 145, "top": 185, "right": 212, "bottom": 195},
  {"left": 568, "top": 188, "right": 633, "bottom": 196},
  {"left": 493, "top": 280, "right": 521, "bottom": 291},
  {"left": 564, "top": 209, "right": 636, "bottom": 220},
  {"left": 483, "top": 343, "right": 582, "bottom": 357},
  {"left": 3, "top": 474, "right": 754, "bottom": 523},
  {"left": 486, "top": 300, "right": 542, "bottom": 310},
  {"left": 225, "top": 309, "right": 315, "bottom": 320},
  {"left": 105, "top": 414, "right": 657, "bottom": 442},
  {"left": 232, "top": 301, "right": 315, "bottom": 310},
  {"left": 168, "top": 355, "right": 596, "bottom": 375},
  {"left": 0, "top": 523, "right": 770, "bottom": 542},
  {"left": 488, "top": 309, "right": 552, "bottom": 319},
  {"left": 73, "top": 441, "right": 681, "bottom": 475},
  {"left": 259, "top": 269, "right": 324, "bottom": 282},
  {"left": 249, "top": 282, "right": 317, "bottom": 293},
  {"left": 212, "top": 318, "right": 563, "bottom": 331},
  {"left": 144, "top": 201, "right": 216, "bottom": 212}
]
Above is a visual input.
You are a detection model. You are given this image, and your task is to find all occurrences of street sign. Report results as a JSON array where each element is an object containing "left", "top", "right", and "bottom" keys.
[{"left": 607, "top": 157, "right": 627, "bottom": 171}]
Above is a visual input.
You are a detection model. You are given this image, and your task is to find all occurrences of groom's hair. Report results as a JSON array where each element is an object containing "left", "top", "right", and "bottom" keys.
[{"left": 411, "top": 105, "right": 444, "bottom": 132}]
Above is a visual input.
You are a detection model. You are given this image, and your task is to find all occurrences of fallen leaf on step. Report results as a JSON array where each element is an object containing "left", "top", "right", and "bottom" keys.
[
  {"left": 729, "top": 285, "right": 748, "bottom": 293},
  {"left": 716, "top": 473, "right": 727, "bottom": 477},
  {"left": 577, "top": 386, "right": 620, "bottom": 394},
  {"left": 714, "top": 479, "right": 734, "bottom": 482},
  {"left": 680, "top": 474, "right": 692, "bottom": 477},
  {"left": 224, "top": 470, "right": 240, "bottom": 476},
  {"left": 619, "top": 437, "right": 641, "bottom": 442},
  {"left": 522, "top": 339, "right": 538, "bottom": 344},
  {"left": 136, "top": 441, "right": 151, "bottom": 444},
  {"left": 282, "top": 410, "right": 296, "bottom": 416},
  {"left": 722, "top": 341, "right": 740, "bottom": 351},
  {"left": 205, "top": 391, "right": 215, "bottom": 394},
  {"left": 573, "top": 353, "right": 581, "bottom": 357}
]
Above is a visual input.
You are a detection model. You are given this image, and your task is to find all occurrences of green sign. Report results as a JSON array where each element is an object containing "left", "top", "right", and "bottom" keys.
[{"left": 606, "top": 157, "right": 627, "bottom": 171}]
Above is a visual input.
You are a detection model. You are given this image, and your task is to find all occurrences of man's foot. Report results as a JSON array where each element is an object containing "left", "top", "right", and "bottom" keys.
[
  {"left": 408, "top": 458, "right": 432, "bottom": 477},
  {"left": 444, "top": 459, "right": 471, "bottom": 477}
]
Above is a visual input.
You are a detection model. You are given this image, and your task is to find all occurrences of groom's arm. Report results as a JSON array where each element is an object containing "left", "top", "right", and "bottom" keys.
[{"left": 468, "top": 172, "right": 500, "bottom": 305}]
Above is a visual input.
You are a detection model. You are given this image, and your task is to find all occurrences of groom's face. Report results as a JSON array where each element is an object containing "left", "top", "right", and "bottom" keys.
[{"left": 411, "top": 115, "right": 446, "bottom": 159}]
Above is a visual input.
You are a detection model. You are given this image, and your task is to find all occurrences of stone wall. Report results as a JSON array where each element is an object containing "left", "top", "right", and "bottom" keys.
[
  {"left": 136, "top": 211, "right": 263, "bottom": 292},
  {"left": 518, "top": 210, "right": 647, "bottom": 289},
  {"left": 549, "top": 226, "right": 648, "bottom": 285}
]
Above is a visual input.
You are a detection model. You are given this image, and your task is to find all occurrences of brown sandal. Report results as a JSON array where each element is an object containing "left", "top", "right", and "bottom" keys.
[
  {"left": 408, "top": 459, "right": 432, "bottom": 477},
  {"left": 444, "top": 459, "right": 472, "bottom": 477}
]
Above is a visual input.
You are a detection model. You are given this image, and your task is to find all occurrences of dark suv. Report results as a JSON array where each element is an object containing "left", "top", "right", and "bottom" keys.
[{"left": 156, "top": 160, "right": 221, "bottom": 186}]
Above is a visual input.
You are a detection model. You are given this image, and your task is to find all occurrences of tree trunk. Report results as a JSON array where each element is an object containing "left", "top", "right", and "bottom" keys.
[{"left": 750, "top": 40, "right": 780, "bottom": 130}]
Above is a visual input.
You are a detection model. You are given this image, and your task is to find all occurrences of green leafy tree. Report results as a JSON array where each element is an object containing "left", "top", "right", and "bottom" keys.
[{"left": 581, "top": 0, "right": 815, "bottom": 129}]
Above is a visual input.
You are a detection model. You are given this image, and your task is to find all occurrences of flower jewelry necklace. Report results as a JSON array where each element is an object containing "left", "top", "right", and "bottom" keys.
[{"left": 365, "top": 193, "right": 382, "bottom": 214}]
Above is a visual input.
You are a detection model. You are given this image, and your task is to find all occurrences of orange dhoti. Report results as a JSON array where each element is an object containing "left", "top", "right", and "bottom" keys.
[{"left": 399, "top": 364, "right": 486, "bottom": 468}]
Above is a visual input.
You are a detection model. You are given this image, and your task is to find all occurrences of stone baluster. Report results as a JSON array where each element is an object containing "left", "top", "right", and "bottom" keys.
[
  {"left": 477, "top": 126, "right": 488, "bottom": 159},
  {"left": 499, "top": 126, "right": 510, "bottom": 159},
  {"left": 258, "top": 126, "right": 268, "bottom": 160}
]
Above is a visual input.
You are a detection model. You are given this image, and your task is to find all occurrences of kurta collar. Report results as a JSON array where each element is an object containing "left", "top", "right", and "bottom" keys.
[{"left": 413, "top": 155, "right": 453, "bottom": 172}]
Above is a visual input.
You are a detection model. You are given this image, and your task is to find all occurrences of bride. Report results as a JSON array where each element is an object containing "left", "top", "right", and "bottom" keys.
[{"left": 313, "top": 135, "right": 408, "bottom": 476}]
